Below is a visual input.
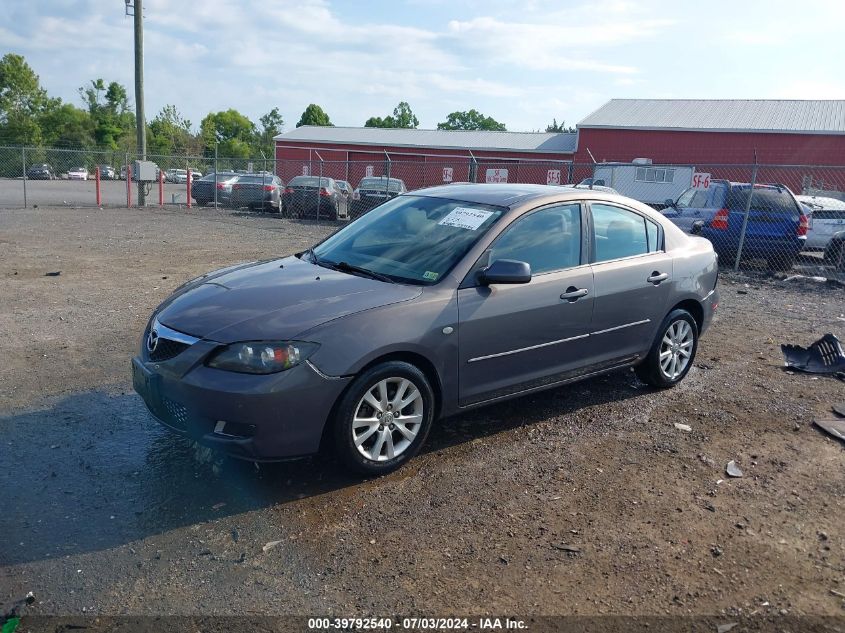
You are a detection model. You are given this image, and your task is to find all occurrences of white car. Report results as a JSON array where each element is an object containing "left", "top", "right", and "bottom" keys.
[
  {"left": 68, "top": 167, "right": 89, "bottom": 181},
  {"left": 797, "top": 195, "right": 845, "bottom": 250}
]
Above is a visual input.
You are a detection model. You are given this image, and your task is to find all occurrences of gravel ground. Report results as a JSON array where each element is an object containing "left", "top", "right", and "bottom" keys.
[{"left": 1, "top": 205, "right": 844, "bottom": 622}]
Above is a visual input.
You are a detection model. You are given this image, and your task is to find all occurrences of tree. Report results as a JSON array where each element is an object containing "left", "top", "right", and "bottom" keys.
[
  {"left": 296, "top": 103, "right": 332, "bottom": 127},
  {"left": 200, "top": 109, "right": 256, "bottom": 158},
  {"left": 149, "top": 104, "right": 195, "bottom": 155},
  {"left": 0, "top": 53, "right": 49, "bottom": 145},
  {"left": 437, "top": 109, "right": 505, "bottom": 131},
  {"left": 79, "top": 78, "right": 134, "bottom": 149},
  {"left": 256, "top": 107, "right": 284, "bottom": 157},
  {"left": 545, "top": 118, "right": 575, "bottom": 133},
  {"left": 39, "top": 102, "right": 94, "bottom": 148},
  {"left": 365, "top": 101, "right": 419, "bottom": 129}
]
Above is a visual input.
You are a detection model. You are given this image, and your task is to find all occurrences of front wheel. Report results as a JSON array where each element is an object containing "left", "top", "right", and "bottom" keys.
[
  {"left": 332, "top": 361, "right": 435, "bottom": 475},
  {"left": 635, "top": 309, "right": 699, "bottom": 388}
]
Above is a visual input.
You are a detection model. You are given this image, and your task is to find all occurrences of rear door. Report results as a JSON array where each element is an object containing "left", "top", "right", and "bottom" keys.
[
  {"left": 665, "top": 185, "right": 721, "bottom": 233},
  {"left": 458, "top": 202, "right": 595, "bottom": 406},
  {"left": 588, "top": 202, "right": 673, "bottom": 364}
]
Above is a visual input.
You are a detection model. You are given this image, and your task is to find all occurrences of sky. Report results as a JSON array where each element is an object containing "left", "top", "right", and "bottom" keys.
[{"left": 2, "top": 0, "right": 844, "bottom": 133}]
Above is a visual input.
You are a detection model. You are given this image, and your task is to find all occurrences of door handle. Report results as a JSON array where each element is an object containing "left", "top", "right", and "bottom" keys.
[
  {"left": 560, "top": 287, "right": 589, "bottom": 302},
  {"left": 647, "top": 272, "right": 669, "bottom": 284}
]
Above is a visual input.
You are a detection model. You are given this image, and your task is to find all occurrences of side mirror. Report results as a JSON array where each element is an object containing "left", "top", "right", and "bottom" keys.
[
  {"left": 665, "top": 198, "right": 676, "bottom": 207},
  {"left": 479, "top": 259, "right": 531, "bottom": 285},
  {"left": 691, "top": 220, "right": 705, "bottom": 235}
]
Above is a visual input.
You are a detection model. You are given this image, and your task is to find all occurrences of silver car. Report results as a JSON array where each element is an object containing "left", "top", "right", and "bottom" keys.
[{"left": 133, "top": 185, "right": 719, "bottom": 475}]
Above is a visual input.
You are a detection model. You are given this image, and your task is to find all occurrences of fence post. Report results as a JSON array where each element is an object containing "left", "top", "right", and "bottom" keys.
[
  {"left": 186, "top": 168, "right": 192, "bottom": 209},
  {"left": 733, "top": 161, "right": 759, "bottom": 271},
  {"left": 95, "top": 166, "right": 101, "bottom": 206},
  {"left": 213, "top": 143, "right": 219, "bottom": 207},
  {"left": 158, "top": 168, "right": 164, "bottom": 207},
  {"left": 125, "top": 152, "right": 131, "bottom": 208},
  {"left": 21, "top": 146, "right": 27, "bottom": 208},
  {"left": 317, "top": 159, "right": 323, "bottom": 223}
]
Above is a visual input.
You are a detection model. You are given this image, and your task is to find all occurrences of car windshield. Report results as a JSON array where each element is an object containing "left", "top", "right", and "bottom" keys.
[
  {"left": 311, "top": 194, "right": 504, "bottom": 285},
  {"left": 238, "top": 175, "right": 274, "bottom": 184},
  {"left": 359, "top": 178, "right": 403, "bottom": 192},
  {"left": 289, "top": 177, "right": 332, "bottom": 187},
  {"left": 73, "top": 167, "right": 85, "bottom": 171}
]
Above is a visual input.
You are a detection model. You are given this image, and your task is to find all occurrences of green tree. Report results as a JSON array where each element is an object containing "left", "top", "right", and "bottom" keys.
[
  {"left": 79, "top": 78, "right": 134, "bottom": 149},
  {"left": 296, "top": 103, "right": 332, "bottom": 127},
  {"left": 39, "top": 102, "right": 94, "bottom": 148},
  {"left": 364, "top": 101, "right": 419, "bottom": 129},
  {"left": 545, "top": 118, "right": 575, "bottom": 133},
  {"left": 256, "top": 107, "right": 284, "bottom": 156},
  {"left": 200, "top": 109, "right": 256, "bottom": 158},
  {"left": 0, "top": 53, "right": 49, "bottom": 145},
  {"left": 149, "top": 104, "right": 195, "bottom": 155},
  {"left": 437, "top": 109, "right": 506, "bottom": 131}
]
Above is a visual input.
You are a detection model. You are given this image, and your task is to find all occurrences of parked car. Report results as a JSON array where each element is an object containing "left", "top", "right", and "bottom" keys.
[
  {"left": 351, "top": 177, "right": 407, "bottom": 216},
  {"left": 662, "top": 180, "right": 808, "bottom": 270},
  {"left": 97, "top": 165, "right": 116, "bottom": 180},
  {"left": 796, "top": 195, "right": 845, "bottom": 251},
  {"left": 68, "top": 167, "right": 90, "bottom": 181},
  {"left": 132, "top": 184, "right": 719, "bottom": 474},
  {"left": 282, "top": 176, "right": 347, "bottom": 220},
  {"left": 120, "top": 165, "right": 128, "bottom": 180},
  {"left": 336, "top": 180, "right": 352, "bottom": 198},
  {"left": 26, "top": 164, "right": 56, "bottom": 180},
  {"left": 165, "top": 169, "right": 182, "bottom": 183},
  {"left": 189, "top": 172, "right": 240, "bottom": 206},
  {"left": 823, "top": 231, "right": 845, "bottom": 270},
  {"left": 231, "top": 174, "right": 284, "bottom": 212}
]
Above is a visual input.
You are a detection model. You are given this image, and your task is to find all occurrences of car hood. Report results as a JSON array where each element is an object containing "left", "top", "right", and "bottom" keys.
[{"left": 155, "top": 255, "right": 422, "bottom": 343}]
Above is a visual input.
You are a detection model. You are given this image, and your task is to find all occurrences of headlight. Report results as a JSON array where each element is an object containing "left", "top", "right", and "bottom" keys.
[{"left": 206, "top": 341, "right": 319, "bottom": 374}]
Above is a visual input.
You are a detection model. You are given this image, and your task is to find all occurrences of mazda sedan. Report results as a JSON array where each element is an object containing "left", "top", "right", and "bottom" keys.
[{"left": 133, "top": 185, "right": 719, "bottom": 475}]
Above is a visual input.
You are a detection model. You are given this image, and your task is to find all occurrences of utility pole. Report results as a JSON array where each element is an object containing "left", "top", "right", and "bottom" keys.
[{"left": 128, "top": 0, "right": 146, "bottom": 205}]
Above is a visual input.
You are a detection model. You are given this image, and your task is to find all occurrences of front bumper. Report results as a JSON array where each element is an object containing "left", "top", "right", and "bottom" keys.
[{"left": 132, "top": 353, "right": 351, "bottom": 461}]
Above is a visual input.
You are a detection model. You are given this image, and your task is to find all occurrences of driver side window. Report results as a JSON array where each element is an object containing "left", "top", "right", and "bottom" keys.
[
  {"left": 488, "top": 204, "right": 582, "bottom": 275},
  {"left": 675, "top": 188, "right": 696, "bottom": 208}
]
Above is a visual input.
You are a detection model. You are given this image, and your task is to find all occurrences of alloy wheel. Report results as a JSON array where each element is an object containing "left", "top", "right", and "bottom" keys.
[
  {"left": 352, "top": 377, "right": 423, "bottom": 462},
  {"left": 659, "top": 320, "right": 694, "bottom": 380}
]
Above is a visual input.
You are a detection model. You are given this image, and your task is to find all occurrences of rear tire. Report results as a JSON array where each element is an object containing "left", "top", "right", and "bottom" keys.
[
  {"left": 635, "top": 309, "right": 699, "bottom": 388},
  {"left": 332, "top": 361, "right": 435, "bottom": 475}
]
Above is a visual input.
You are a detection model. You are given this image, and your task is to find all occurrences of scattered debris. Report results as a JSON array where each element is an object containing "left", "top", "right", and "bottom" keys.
[
  {"left": 674, "top": 423, "right": 692, "bottom": 432},
  {"left": 231, "top": 528, "right": 239, "bottom": 543},
  {"left": 552, "top": 543, "right": 581, "bottom": 553},
  {"left": 198, "top": 548, "right": 212, "bottom": 556},
  {"left": 262, "top": 540, "right": 281, "bottom": 553},
  {"left": 717, "top": 623, "right": 739, "bottom": 633},
  {"left": 44, "top": 271, "right": 61, "bottom": 277},
  {"left": 833, "top": 402, "right": 845, "bottom": 418},
  {"left": 736, "top": 289, "right": 748, "bottom": 295},
  {"left": 711, "top": 545, "right": 723, "bottom": 557},
  {"left": 211, "top": 502, "right": 226, "bottom": 510},
  {"left": 831, "top": 589, "right": 845, "bottom": 599},
  {"left": 814, "top": 418, "right": 845, "bottom": 443},
  {"left": 781, "top": 334, "right": 845, "bottom": 374},
  {"left": 726, "top": 461, "right": 743, "bottom": 478}
]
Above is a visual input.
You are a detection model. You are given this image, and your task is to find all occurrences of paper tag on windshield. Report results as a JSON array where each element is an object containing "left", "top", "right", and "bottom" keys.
[{"left": 438, "top": 207, "right": 493, "bottom": 230}]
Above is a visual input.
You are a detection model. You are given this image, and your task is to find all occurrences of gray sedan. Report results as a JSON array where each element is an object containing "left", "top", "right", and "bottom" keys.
[{"left": 133, "top": 185, "right": 719, "bottom": 474}]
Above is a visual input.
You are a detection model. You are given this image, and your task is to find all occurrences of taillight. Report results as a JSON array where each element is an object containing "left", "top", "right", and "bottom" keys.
[
  {"left": 710, "top": 208, "right": 729, "bottom": 230},
  {"left": 284, "top": 187, "right": 294, "bottom": 194},
  {"left": 263, "top": 185, "right": 274, "bottom": 191},
  {"left": 216, "top": 182, "right": 227, "bottom": 190},
  {"left": 319, "top": 188, "right": 331, "bottom": 197},
  {"left": 797, "top": 214, "right": 809, "bottom": 236}
]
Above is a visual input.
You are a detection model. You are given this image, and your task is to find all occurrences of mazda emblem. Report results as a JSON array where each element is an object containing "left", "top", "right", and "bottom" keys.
[{"left": 146, "top": 327, "right": 159, "bottom": 353}]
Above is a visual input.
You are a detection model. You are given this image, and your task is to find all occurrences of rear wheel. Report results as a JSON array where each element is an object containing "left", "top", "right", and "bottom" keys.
[
  {"left": 635, "top": 309, "right": 699, "bottom": 388},
  {"left": 333, "top": 361, "right": 435, "bottom": 475},
  {"left": 825, "top": 239, "right": 845, "bottom": 271}
]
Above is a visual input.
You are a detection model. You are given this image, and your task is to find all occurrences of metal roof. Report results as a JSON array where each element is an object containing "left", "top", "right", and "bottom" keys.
[
  {"left": 274, "top": 126, "right": 578, "bottom": 153},
  {"left": 578, "top": 99, "right": 845, "bottom": 135}
]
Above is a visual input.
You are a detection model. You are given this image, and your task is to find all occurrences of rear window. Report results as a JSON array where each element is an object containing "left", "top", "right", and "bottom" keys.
[
  {"left": 812, "top": 210, "right": 845, "bottom": 220},
  {"left": 359, "top": 178, "right": 403, "bottom": 192},
  {"left": 289, "top": 177, "right": 332, "bottom": 187},
  {"left": 237, "top": 175, "right": 275, "bottom": 184},
  {"left": 200, "top": 173, "right": 237, "bottom": 181},
  {"left": 727, "top": 188, "right": 799, "bottom": 215}
]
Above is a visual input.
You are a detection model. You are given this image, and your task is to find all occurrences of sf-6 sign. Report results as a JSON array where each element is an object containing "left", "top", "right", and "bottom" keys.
[
  {"left": 692, "top": 172, "right": 711, "bottom": 189},
  {"left": 485, "top": 168, "right": 508, "bottom": 183}
]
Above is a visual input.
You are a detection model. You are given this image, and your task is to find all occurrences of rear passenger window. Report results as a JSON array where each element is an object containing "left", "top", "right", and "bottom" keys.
[
  {"left": 690, "top": 190, "right": 709, "bottom": 207},
  {"left": 489, "top": 204, "right": 581, "bottom": 274},
  {"left": 646, "top": 220, "right": 660, "bottom": 252},
  {"left": 591, "top": 204, "right": 649, "bottom": 262}
]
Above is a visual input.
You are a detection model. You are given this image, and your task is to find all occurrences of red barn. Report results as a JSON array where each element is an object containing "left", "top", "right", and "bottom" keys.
[{"left": 274, "top": 127, "right": 577, "bottom": 190}]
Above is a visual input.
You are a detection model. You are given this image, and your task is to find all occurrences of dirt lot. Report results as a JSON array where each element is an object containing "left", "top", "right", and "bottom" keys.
[{"left": 1, "top": 205, "right": 844, "bottom": 623}]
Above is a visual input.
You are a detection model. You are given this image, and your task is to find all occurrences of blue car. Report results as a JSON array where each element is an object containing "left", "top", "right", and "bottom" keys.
[{"left": 662, "top": 180, "right": 808, "bottom": 270}]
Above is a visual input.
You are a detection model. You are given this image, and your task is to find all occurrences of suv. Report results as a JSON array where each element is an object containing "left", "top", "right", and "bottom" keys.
[{"left": 663, "top": 180, "right": 808, "bottom": 270}]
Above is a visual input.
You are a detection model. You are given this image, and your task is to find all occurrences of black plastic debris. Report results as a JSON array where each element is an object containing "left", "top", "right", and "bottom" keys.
[
  {"left": 781, "top": 334, "right": 845, "bottom": 374},
  {"left": 814, "top": 418, "right": 845, "bottom": 443},
  {"left": 44, "top": 271, "right": 61, "bottom": 277}
]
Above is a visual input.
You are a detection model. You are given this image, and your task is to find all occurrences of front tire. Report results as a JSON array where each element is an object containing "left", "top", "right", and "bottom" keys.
[
  {"left": 333, "top": 361, "right": 435, "bottom": 475},
  {"left": 635, "top": 309, "right": 699, "bottom": 388}
]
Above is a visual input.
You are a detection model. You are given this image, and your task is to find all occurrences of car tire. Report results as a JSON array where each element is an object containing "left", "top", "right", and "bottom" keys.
[
  {"left": 332, "top": 361, "right": 435, "bottom": 475},
  {"left": 824, "top": 240, "right": 845, "bottom": 271},
  {"left": 635, "top": 308, "right": 699, "bottom": 389}
]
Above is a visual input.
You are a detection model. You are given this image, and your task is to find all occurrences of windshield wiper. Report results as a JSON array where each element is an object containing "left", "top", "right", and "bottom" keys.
[{"left": 323, "top": 260, "right": 395, "bottom": 283}]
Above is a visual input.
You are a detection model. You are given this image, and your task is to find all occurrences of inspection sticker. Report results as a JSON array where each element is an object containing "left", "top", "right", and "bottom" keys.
[
  {"left": 438, "top": 207, "right": 493, "bottom": 230},
  {"left": 423, "top": 271, "right": 439, "bottom": 280}
]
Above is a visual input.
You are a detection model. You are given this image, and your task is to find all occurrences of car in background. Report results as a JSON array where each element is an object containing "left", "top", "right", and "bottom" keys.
[
  {"left": 662, "top": 180, "right": 807, "bottom": 270},
  {"left": 578, "top": 177, "right": 607, "bottom": 187},
  {"left": 796, "top": 195, "right": 845, "bottom": 251},
  {"left": 97, "top": 165, "right": 116, "bottom": 180},
  {"left": 165, "top": 169, "right": 183, "bottom": 183},
  {"left": 282, "top": 176, "right": 347, "bottom": 220},
  {"left": 132, "top": 184, "right": 719, "bottom": 474},
  {"left": 351, "top": 177, "right": 407, "bottom": 216},
  {"left": 68, "top": 167, "right": 90, "bottom": 181},
  {"left": 231, "top": 174, "right": 284, "bottom": 212},
  {"left": 189, "top": 172, "right": 240, "bottom": 206},
  {"left": 26, "top": 164, "right": 56, "bottom": 180},
  {"left": 336, "top": 180, "right": 352, "bottom": 199},
  {"left": 561, "top": 183, "right": 620, "bottom": 195}
]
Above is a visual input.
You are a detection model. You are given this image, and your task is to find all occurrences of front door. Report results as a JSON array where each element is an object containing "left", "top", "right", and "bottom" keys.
[{"left": 457, "top": 203, "right": 595, "bottom": 406}]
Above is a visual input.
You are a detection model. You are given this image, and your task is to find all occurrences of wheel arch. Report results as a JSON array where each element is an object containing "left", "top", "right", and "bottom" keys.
[{"left": 668, "top": 298, "right": 703, "bottom": 333}]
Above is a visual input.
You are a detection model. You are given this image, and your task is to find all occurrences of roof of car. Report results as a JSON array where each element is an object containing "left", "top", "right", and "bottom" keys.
[{"left": 408, "top": 183, "right": 633, "bottom": 208}]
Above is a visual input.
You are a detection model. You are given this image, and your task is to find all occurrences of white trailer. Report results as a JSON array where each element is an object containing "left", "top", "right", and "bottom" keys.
[{"left": 586, "top": 160, "right": 696, "bottom": 207}]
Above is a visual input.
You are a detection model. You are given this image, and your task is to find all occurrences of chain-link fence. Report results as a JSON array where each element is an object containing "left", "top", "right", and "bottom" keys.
[{"left": 2, "top": 145, "right": 844, "bottom": 276}]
